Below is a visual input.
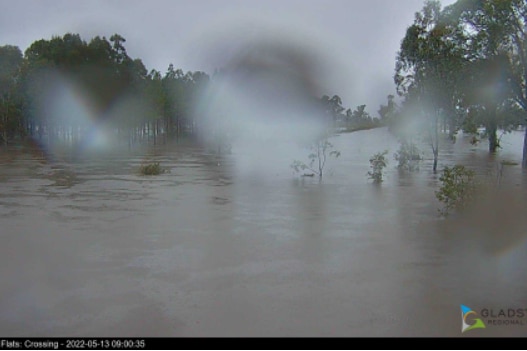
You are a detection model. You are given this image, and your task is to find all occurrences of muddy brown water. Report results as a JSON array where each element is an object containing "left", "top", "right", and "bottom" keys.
[{"left": 1, "top": 127, "right": 526, "bottom": 336}]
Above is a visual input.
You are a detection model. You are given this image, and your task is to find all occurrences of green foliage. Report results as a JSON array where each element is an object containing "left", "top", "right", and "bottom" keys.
[
  {"left": 0, "top": 45, "right": 23, "bottom": 91},
  {"left": 435, "top": 165, "right": 476, "bottom": 216},
  {"left": 7, "top": 32, "right": 212, "bottom": 146},
  {"left": 319, "top": 95, "right": 383, "bottom": 132},
  {"left": 367, "top": 150, "right": 389, "bottom": 183},
  {"left": 394, "top": 140, "right": 421, "bottom": 171},
  {"left": 394, "top": 0, "right": 465, "bottom": 170},
  {"left": 394, "top": 0, "right": 527, "bottom": 163},
  {"left": 0, "top": 45, "right": 24, "bottom": 145},
  {"left": 342, "top": 104, "right": 386, "bottom": 132},
  {"left": 139, "top": 162, "right": 164, "bottom": 176},
  {"left": 291, "top": 137, "right": 340, "bottom": 179},
  {"left": 443, "top": 0, "right": 526, "bottom": 158}
]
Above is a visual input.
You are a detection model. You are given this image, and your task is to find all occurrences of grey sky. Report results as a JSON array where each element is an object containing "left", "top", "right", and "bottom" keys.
[{"left": 0, "top": 0, "right": 455, "bottom": 113}]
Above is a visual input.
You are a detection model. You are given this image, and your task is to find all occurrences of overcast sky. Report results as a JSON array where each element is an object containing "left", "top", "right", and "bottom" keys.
[{"left": 0, "top": 0, "right": 456, "bottom": 113}]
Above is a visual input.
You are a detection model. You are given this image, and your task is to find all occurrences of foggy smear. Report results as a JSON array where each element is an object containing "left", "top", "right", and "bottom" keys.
[
  {"left": 194, "top": 36, "right": 332, "bottom": 177},
  {"left": 27, "top": 68, "right": 156, "bottom": 160}
]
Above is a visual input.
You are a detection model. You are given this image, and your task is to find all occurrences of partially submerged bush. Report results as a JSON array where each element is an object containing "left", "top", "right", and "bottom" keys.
[
  {"left": 368, "top": 150, "right": 388, "bottom": 183},
  {"left": 394, "top": 140, "right": 421, "bottom": 171},
  {"left": 139, "top": 162, "right": 163, "bottom": 175},
  {"left": 291, "top": 138, "right": 340, "bottom": 179},
  {"left": 435, "top": 165, "right": 476, "bottom": 216}
]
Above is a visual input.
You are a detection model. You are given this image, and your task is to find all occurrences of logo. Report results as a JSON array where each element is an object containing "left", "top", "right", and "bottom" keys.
[{"left": 461, "top": 304, "right": 486, "bottom": 333}]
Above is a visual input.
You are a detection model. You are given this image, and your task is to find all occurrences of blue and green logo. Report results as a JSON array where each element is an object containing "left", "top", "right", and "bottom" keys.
[{"left": 461, "top": 304, "right": 486, "bottom": 333}]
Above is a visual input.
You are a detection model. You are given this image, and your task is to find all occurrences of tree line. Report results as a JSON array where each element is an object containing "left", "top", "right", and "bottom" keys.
[
  {"left": 2, "top": 0, "right": 525, "bottom": 170},
  {"left": 0, "top": 33, "right": 391, "bottom": 151},
  {"left": 0, "top": 33, "right": 210, "bottom": 149}
]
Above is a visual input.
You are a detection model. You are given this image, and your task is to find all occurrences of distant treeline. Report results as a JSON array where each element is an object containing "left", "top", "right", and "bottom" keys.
[
  {"left": 0, "top": 33, "right": 392, "bottom": 149},
  {"left": 0, "top": 34, "right": 209, "bottom": 148}
]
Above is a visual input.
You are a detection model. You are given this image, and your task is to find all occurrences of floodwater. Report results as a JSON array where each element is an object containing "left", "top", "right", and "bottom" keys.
[{"left": 1, "top": 127, "right": 526, "bottom": 337}]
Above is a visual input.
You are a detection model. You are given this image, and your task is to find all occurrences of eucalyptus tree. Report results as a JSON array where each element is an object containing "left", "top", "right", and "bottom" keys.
[
  {"left": 444, "top": 0, "right": 527, "bottom": 165},
  {"left": 395, "top": 0, "right": 466, "bottom": 172},
  {"left": 459, "top": 54, "right": 514, "bottom": 152}
]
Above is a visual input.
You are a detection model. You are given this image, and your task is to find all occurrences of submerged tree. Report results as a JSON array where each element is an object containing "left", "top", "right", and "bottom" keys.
[
  {"left": 394, "top": 140, "right": 421, "bottom": 172},
  {"left": 443, "top": 0, "right": 527, "bottom": 164},
  {"left": 291, "top": 130, "right": 341, "bottom": 179},
  {"left": 460, "top": 55, "right": 516, "bottom": 152},
  {"left": 395, "top": 0, "right": 466, "bottom": 172},
  {"left": 435, "top": 164, "right": 476, "bottom": 216},
  {"left": 368, "top": 150, "right": 389, "bottom": 183}
]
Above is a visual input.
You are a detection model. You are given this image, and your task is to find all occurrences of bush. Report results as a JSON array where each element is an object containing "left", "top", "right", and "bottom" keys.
[
  {"left": 139, "top": 162, "right": 163, "bottom": 175},
  {"left": 435, "top": 165, "right": 476, "bottom": 216},
  {"left": 291, "top": 137, "right": 340, "bottom": 179},
  {"left": 394, "top": 140, "right": 421, "bottom": 171},
  {"left": 368, "top": 150, "right": 388, "bottom": 183}
]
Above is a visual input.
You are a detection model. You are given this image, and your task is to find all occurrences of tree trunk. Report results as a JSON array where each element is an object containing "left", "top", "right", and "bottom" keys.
[
  {"left": 3, "top": 97, "right": 9, "bottom": 146},
  {"left": 448, "top": 121, "right": 455, "bottom": 140},
  {"left": 486, "top": 106, "right": 499, "bottom": 153},
  {"left": 522, "top": 126, "right": 527, "bottom": 169},
  {"left": 432, "top": 113, "right": 439, "bottom": 173},
  {"left": 488, "top": 122, "right": 498, "bottom": 153},
  {"left": 163, "top": 118, "right": 167, "bottom": 145},
  {"left": 447, "top": 107, "right": 456, "bottom": 140},
  {"left": 166, "top": 116, "right": 172, "bottom": 140},
  {"left": 153, "top": 120, "right": 157, "bottom": 146},
  {"left": 3, "top": 117, "right": 7, "bottom": 146},
  {"left": 176, "top": 119, "right": 180, "bottom": 143}
]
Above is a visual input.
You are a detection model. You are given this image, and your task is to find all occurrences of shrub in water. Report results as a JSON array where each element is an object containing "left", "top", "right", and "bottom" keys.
[
  {"left": 435, "top": 165, "right": 476, "bottom": 216},
  {"left": 368, "top": 150, "right": 388, "bottom": 183},
  {"left": 394, "top": 140, "right": 421, "bottom": 171},
  {"left": 291, "top": 137, "right": 340, "bottom": 179},
  {"left": 139, "top": 162, "right": 163, "bottom": 175}
]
